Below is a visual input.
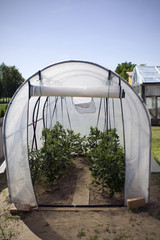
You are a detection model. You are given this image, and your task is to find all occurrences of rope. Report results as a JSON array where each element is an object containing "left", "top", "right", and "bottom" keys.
[
  {"left": 65, "top": 97, "right": 72, "bottom": 130},
  {"left": 112, "top": 99, "right": 115, "bottom": 129},
  {"left": 120, "top": 97, "right": 126, "bottom": 155},
  {"left": 31, "top": 97, "right": 41, "bottom": 151},
  {"left": 96, "top": 98, "right": 102, "bottom": 128},
  {"left": 42, "top": 97, "right": 48, "bottom": 128},
  {"left": 104, "top": 98, "right": 107, "bottom": 131},
  {"left": 38, "top": 71, "right": 42, "bottom": 96},
  {"left": 51, "top": 97, "right": 58, "bottom": 127},
  {"left": 108, "top": 99, "right": 111, "bottom": 130},
  {"left": 61, "top": 97, "right": 63, "bottom": 126},
  {"left": 104, "top": 71, "right": 112, "bottom": 132}
]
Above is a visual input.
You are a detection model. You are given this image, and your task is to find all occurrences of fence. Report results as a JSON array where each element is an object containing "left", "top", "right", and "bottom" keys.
[{"left": 0, "top": 117, "right": 4, "bottom": 164}]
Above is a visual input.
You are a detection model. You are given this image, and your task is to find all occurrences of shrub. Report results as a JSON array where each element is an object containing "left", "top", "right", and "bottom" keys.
[
  {"left": 28, "top": 148, "right": 43, "bottom": 184},
  {"left": 87, "top": 128, "right": 125, "bottom": 196},
  {"left": 29, "top": 123, "right": 125, "bottom": 197},
  {"left": 29, "top": 122, "right": 86, "bottom": 185},
  {"left": 40, "top": 122, "right": 75, "bottom": 183},
  {"left": 67, "top": 129, "right": 87, "bottom": 157}
]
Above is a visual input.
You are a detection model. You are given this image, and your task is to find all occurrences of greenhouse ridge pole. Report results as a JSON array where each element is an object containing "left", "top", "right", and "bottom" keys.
[{"left": 30, "top": 85, "right": 125, "bottom": 99}]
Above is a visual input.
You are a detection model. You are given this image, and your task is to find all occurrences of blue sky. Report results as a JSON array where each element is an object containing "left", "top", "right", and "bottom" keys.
[{"left": 0, "top": 0, "right": 160, "bottom": 79}]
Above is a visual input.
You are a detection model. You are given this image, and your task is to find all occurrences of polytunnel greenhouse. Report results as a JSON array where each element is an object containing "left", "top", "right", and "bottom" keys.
[
  {"left": 3, "top": 60, "right": 151, "bottom": 208},
  {"left": 132, "top": 65, "right": 160, "bottom": 125}
]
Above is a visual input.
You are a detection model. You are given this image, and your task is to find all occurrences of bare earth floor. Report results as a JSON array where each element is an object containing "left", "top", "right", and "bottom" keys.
[
  {"left": 0, "top": 158, "right": 160, "bottom": 240},
  {"left": 35, "top": 157, "right": 124, "bottom": 206}
]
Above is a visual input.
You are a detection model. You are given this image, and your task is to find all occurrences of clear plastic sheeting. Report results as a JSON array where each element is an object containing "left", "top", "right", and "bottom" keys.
[
  {"left": 132, "top": 66, "right": 160, "bottom": 86},
  {"left": 121, "top": 80, "right": 151, "bottom": 201},
  {"left": 132, "top": 65, "right": 160, "bottom": 124},
  {"left": 3, "top": 82, "right": 37, "bottom": 207},
  {"left": 3, "top": 61, "right": 151, "bottom": 207},
  {"left": 0, "top": 160, "right": 6, "bottom": 174},
  {"left": 151, "top": 157, "right": 160, "bottom": 172}
]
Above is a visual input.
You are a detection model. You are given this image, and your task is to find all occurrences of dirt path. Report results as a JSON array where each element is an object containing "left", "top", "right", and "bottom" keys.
[{"left": 72, "top": 164, "right": 91, "bottom": 205}]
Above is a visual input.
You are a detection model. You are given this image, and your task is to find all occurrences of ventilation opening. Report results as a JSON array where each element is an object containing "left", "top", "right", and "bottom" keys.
[{"left": 72, "top": 97, "right": 96, "bottom": 114}]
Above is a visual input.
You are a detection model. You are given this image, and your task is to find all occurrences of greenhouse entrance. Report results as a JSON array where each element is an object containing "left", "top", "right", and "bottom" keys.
[
  {"left": 3, "top": 61, "right": 151, "bottom": 209},
  {"left": 34, "top": 157, "right": 125, "bottom": 207},
  {"left": 29, "top": 95, "right": 126, "bottom": 207}
]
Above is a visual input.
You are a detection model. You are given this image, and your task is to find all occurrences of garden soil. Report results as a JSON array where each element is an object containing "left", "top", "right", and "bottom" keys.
[
  {"left": 0, "top": 158, "right": 160, "bottom": 240},
  {"left": 34, "top": 157, "right": 124, "bottom": 206}
]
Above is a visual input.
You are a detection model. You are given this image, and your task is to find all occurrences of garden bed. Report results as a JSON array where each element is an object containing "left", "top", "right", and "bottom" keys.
[{"left": 34, "top": 157, "right": 124, "bottom": 206}]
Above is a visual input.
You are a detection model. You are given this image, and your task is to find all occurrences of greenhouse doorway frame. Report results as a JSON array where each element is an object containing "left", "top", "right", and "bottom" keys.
[{"left": 28, "top": 93, "right": 126, "bottom": 208}]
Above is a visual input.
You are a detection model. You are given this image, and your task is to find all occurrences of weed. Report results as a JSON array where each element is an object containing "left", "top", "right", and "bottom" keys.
[
  {"left": 105, "top": 225, "right": 111, "bottom": 233},
  {"left": 2, "top": 189, "right": 8, "bottom": 197},
  {"left": 77, "top": 229, "right": 86, "bottom": 238},
  {"left": 0, "top": 208, "right": 18, "bottom": 240},
  {"left": 129, "top": 216, "right": 136, "bottom": 222},
  {"left": 3, "top": 209, "right": 11, "bottom": 221},
  {"left": 0, "top": 223, "right": 15, "bottom": 240},
  {"left": 152, "top": 127, "right": 160, "bottom": 165},
  {"left": 0, "top": 225, "right": 5, "bottom": 239},
  {"left": 8, "top": 228, "right": 14, "bottom": 238},
  {"left": 113, "top": 233, "right": 129, "bottom": 239},
  {"left": 145, "top": 237, "right": 154, "bottom": 240},
  {"left": 89, "top": 235, "right": 98, "bottom": 240},
  {"left": 44, "top": 222, "right": 50, "bottom": 227},
  {"left": 13, "top": 215, "right": 20, "bottom": 221},
  {"left": 94, "top": 229, "right": 100, "bottom": 234}
]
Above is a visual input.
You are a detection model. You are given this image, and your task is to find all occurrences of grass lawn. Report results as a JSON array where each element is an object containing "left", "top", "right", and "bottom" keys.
[
  {"left": 0, "top": 103, "right": 8, "bottom": 118},
  {"left": 152, "top": 126, "right": 160, "bottom": 165},
  {"left": 0, "top": 103, "right": 8, "bottom": 111},
  {"left": 0, "top": 97, "right": 10, "bottom": 117}
]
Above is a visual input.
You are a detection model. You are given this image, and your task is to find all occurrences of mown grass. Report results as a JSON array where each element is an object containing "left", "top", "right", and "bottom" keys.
[
  {"left": 0, "top": 104, "right": 8, "bottom": 111},
  {"left": 0, "top": 97, "right": 10, "bottom": 117},
  {"left": 0, "top": 104, "right": 8, "bottom": 118},
  {"left": 152, "top": 126, "right": 160, "bottom": 165}
]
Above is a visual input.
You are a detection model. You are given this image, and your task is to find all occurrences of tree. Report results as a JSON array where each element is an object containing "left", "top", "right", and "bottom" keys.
[
  {"left": 0, "top": 80, "right": 3, "bottom": 99},
  {"left": 115, "top": 62, "right": 136, "bottom": 81},
  {"left": 0, "top": 63, "right": 25, "bottom": 99}
]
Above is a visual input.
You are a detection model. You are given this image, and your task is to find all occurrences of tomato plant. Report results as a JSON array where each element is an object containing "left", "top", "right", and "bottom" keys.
[
  {"left": 87, "top": 128, "right": 125, "bottom": 196},
  {"left": 29, "top": 122, "right": 87, "bottom": 185},
  {"left": 40, "top": 122, "right": 74, "bottom": 184},
  {"left": 28, "top": 148, "right": 43, "bottom": 185},
  {"left": 67, "top": 129, "right": 87, "bottom": 157},
  {"left": 29, "top": 122, "right": 125, "bottom": 197}
]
